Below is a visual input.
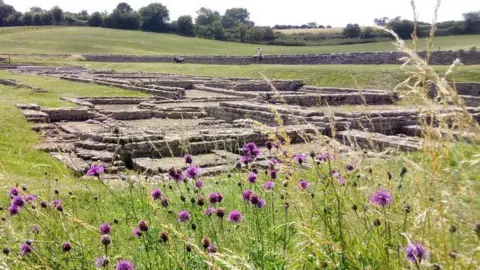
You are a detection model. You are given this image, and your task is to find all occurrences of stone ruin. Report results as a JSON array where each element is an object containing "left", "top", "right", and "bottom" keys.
[{"left": 10, "top": 66, "right": 480, "bottom": 179}]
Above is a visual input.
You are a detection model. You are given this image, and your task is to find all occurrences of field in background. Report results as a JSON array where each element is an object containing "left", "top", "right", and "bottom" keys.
[
  {"left": 275, "top": 27, "right": 346, "bottom": 34},
  {"left": 0, "top": 27, "right": 479, "bottom": 55}
]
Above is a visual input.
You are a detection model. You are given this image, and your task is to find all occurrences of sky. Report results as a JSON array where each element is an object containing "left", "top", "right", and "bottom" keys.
[{"left": 6, "top": 0, "right": 480, "bottom": 27}]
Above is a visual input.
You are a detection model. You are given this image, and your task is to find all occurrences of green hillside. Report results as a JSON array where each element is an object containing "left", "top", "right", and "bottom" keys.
[{"left": 0, "top": 27, "right": 479, "bottom": 55}]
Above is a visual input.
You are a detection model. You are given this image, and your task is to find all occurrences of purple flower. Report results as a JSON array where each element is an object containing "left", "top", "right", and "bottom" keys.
[
  {"left": 9, "top": 188, "right": 18, "bottom": 198},
  {"left": 151, "top": 189, "right": 162, "bottom": 200},
  {"left": 99, "top": 223, "right": 111, "bottom": 235},
  {"left": 331, "top": 170, "right": 341, "bottom": 178},
  {"left": 298, "top": 179, "right": 310, "bottom": 191},
  {"left": 346, "top": 164, "right": 355, "bottom": 172},
  {"left": 228, "top": 210, "right": 243, "bottom": 224},
  {"left": 294, "top": 153, "right": 307, "bottom": 165},
  {"left": 208, "top": 192, "right": 223, "bottom": 204},
  {"left": 174, "top": 170, "right": 185, "bottom": 182},
  {"left": 9, "top": 204, "right": 19, "bottom": 216},
  {"left": 207, "top": 244, "right": 217, "bottom": 253},
  {"left": 266, "top": 141, "right": 273, "bottom": 151},
  {"left": 247, "top": 171, "right": 257, "bottom": 183},
  {"left": 242, "top": 189, "right": 252, "bottom": 201},
  {"left": 185, "top": 165, "right": 200, "bottom": 179},
  {"left": 52, "top": 199, "right": 63, "bottom": 211},
  {"left": 62, "top": 242, "right": 72, "bottom": 252},
  {"left": 241, "top": 142, "right": 260, "bottom": 163},
  {"left": 336, "top": 177, "right": 346, "bottom": 185},
  {"left": 370, "top": 190, "right": 393, "bottom": 207},
  {"left": 317, "top": 152, "right": 334, "bottom": 163},
  {"left": 24, "top": 194, "right": 37, "bottom": 203},
  {"left": 184, "top": 154, "right": 193, "bottom": 164},
  {"left": 204, "top": 207, "right": 215, "bottom": 216},
  {"left": 138, "top": 220, "right": 149, "bottom": 232},
  {"left": 178, "top": 210, "right": 191, "bottom": 223},
  {"left": 95, "top": 256, "right": 109, "bottom": 268},
  {"left": 269, "top": 169, "right": 278, "bottom": 180},
  {"left": 263, "top": 181, "right": 275, "bottom": 190},
  {"left": 87, "top": 164, "right": 105, "bottom": 177},
  {"left": 240, "top": 155, "right": 250, "bottom": 165},
  {"left": 132, "top": 228, "right": 142, "bottom": 238},
  {"left": 116, "top": 259, "right": 135, "bottom": 270},
  {"left": 11, "top": 196, "right": 25, "bottom": 208},
  {"left": 195, "top": 180, "right": 204, "bottom": 189},
  {"left": 20, "top": 242, "right": 33, "bottom": 255},
  {"left": 405, "top": 243, "right": 428, "bottom": 263},
  {"left": 249, "top": 194, "right": 259, "bottom": 205},
  {"left": 256, "top": 198, "right": 267, "bottom": 208}
]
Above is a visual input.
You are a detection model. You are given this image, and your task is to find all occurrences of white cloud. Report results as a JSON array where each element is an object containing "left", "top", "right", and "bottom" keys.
[{"left": 7, "top": 0, "right": 480, "bottom": 27}]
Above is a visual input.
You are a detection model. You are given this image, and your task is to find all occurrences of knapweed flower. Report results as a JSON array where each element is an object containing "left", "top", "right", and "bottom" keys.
[
  {"left": 317, "top": 152, "right": 334, "bottom": 163},
  {"left": 116, "top": 259, "right": 135, "bottom": 270},
  {"left": 178, "top": 210, "right": 191, "bottom": 223},
  {"left": 195, "top": 180, "right": 204, "bottom": 190},
  {"left": 185, "top": 165, "right": 200, "bottom": 179},
  {"left": 138, "top": 221, "right": 149, "bottom": 232},
  {"left": 256, "top": 198, "right": 267, "bottom": 208},
  {"left": 132, "top": 228, "right": 142, "bottom": 238},
  {"left": 201, "top": 237, "right": 211, "bottom": 249},
  {"left": 62, "top": 242, "right": 72, "bottom": 252},
  {"left": 20, "top": 242, "right": 33, "bottom": 255},
  {"left": 160, "top": 196, "right": 169, "bottom": 207},
  {"left": 269, "top": 169, "right": 278, "bottom": 180},
  {"left": 298, "top": 179, "right": 310, "bottom": 191},
  {"left": 336, "top": 176, "right": 346, "bottom": 185},
  {"left": 159, "top": 232, "right": 169, "bottom": 243},
  {"left": 24, "top": 194, "right": 37, "bottom": 203},
  {"left": 53, "top": 200, "right": 63, "bottom": 212},
  {"left": 101, "top": 234, "right": 112, "bottom": 245},
  {"left": 247, "top": 171, "right": 257, "bottom": 183},
  {"left": 294, "top": 153, "right": 307, "bottom": 165},
  {"left": 243, "top": 142, "right": 259, "bottom": 156},
  {"left": 204, "top": 207, "right": 215, "bottom": 216},
  {"left": 405, "top": 243, "right": 428, "bottom": 263},
  {"left": 87, "top": 164, "right": 105, "bottom": 177},
  {"left": 95, "top": 256, "right": 109, "bottom": 267},
  {"left": 208, "top": 192, "right": 223, "bottom": 204},
  {"left": 346, "top": 164, "right": 355, "bottom": 172},
  {"left": 263, "top": 181, "right": 275, "bottom": 190},
  {"left": 331, "top": 170, "right": 341, "bottom": 178},
  {"left": 242, "top": 189, "right": 252, "bottom": 201},
  {"left": 168, "top": 168, "right": 184, "bottom": 182},
  {"left": 40, "top": 201, "right": 48, "bottom": 208},
  {"left": 215, "top": 207, "right": 225, "bottom": 218},
  {"left": 8, "top": 205, "right": 19, "bottom": 216},
  {"left": 370, "top": 190, "right": 393, "bottom": 207},
  {"left": 151, "top": 189, "right": 162, "bottom": 200},
  {"left": 249, "top": 194, "right": 259, "bottom": 205},
  {"left": 228, "top": 210, "right": 243, "bottom": 224},
  {"left": 11, "top": 196, "right": 25, "bottom": 208},
  {"left": 184, "top": 154, "right": 193, "bottom": 164},
  {"left": 9, "top": 188, "right": 18, "bottom": 198},
  {"left": 99, "top": 223, "right": 111, "bottom": 235},
  {"left": 207, "top": 244, "right": 217, "bottom": 253},
  {"left": 197, "top": 195, "right": 205, "bottom": 206}
]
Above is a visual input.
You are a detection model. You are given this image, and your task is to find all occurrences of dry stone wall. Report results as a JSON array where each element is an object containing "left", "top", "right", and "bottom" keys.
[{"left": 82, "top": 50, "right": 480, "bottom": 65}]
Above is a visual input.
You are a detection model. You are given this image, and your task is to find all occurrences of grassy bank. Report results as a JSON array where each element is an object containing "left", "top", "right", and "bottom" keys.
[{"left": 0, "top": 27, "right": 479, "bottom": 55}]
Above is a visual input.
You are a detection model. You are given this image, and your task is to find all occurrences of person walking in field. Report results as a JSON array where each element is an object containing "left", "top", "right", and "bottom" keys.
[{"left": 254, "top": 47, "right": 263, "bottom": 64}]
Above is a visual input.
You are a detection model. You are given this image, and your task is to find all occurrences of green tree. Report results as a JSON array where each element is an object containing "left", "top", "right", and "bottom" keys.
[
  {"left": 362, "top": 26, "right": 375, "bottom": 38},
  {"left": 51, "top": 6, "right": 64, "bottom": 23},
  {"left": 110, "top": 2, "right": 139, "bottom": 30},
  {"left": 30, "top": 7, "right": 45, "bottom": 14},
  {"left": 177, "top": 15, "right": 195, "bottom": 36},
  {"left": 32, "top": 13, "right": 42, "bottom": 25},
  {"left": 342, "top": 23, "right": 361, "bottom": 38},
  {"left": 40, "top": 11, "right": 53, "bottom": 25},
  {"left": 212, "top": 20, "right": 226, "bottom": 40},
  {"left": 88, "top": 12, "right": 103, "bottom": 27},
  {"left": 387, "top": 18, "right": 416, "bottom": 39},
  {"left": 195, "top": 7, "right": 220, "bottom": 26},
  {"left": 76, "top": 10, "right": 89, "bottom": 21},
  {"left": 222, "top": 8, "right": 249, "bottom": 28},
  {"left": 463, "top": 11, "right": 480, "bottom": 34},
  {"left": 0, "top": 2, "right": 16, "bottom": 26},
  {"left": 139, "top": 3, "right": 169, "bottom": 32},
  {"left": 264, "top": 27, "right": 275, "bottom": 41},
  {"left": 21, "top": 12, "right": 33, "bottom": 25}
]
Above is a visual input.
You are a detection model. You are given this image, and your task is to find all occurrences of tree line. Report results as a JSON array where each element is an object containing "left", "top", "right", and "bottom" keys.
[{"left": 0, "top": 0, "right": 479, "bottom": 47}]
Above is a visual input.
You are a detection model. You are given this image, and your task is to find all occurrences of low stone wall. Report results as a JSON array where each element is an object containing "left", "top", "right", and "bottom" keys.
[
  {"left": 453, "top": 83, "right": 480, "bottom": 96},
  {"left": 265, "top": 93, "right": 397, "bottom": 106},
  {"left": 42, "top": 108, "right": 94, "bottom": 122},
  {"left": 82, "top": 50, "right": 480, "bottom": 65}
]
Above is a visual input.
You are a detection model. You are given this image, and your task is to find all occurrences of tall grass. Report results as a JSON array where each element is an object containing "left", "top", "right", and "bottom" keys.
[{"left": 1, "top": 1, "right": 479, "bottom": 269}]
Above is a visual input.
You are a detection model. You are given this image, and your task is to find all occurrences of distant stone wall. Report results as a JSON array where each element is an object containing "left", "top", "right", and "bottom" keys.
[{"left": 82, "top": 50, "right": 480, "bottom": 65}]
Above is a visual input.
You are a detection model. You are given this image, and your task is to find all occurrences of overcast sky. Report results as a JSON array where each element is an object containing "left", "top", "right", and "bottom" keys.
[{"left": 6, "top": 0, "right": 480, "bottom": 27}]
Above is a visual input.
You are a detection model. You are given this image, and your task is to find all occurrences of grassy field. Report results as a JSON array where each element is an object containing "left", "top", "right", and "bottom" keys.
[
  {"left": 0, "top": 61, "right": 479, "bottom": 268},
  {"left": 275, "top": 27, "right": 345, "bottom": 34},
  {"left": 0, "top": 27, "right": 479, "bottom": 55}
]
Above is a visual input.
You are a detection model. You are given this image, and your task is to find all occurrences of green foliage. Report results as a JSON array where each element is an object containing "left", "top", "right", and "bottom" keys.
[
  {"left": 88, "top": 12, "right": 103, "bottom": 27},
  {"left": 20, "top": 12, "right": 33, "bottom": 25},
  {"left": 32, "top": 13, "right": 41, "bottom": 25},
  {"left": 177, "top": 15, "right": 195, "bottom": 37},
  {"left": 138, "top": 3, "right": 169, "bottom": 33},
  {"left": 222, "top": 8, "right": 250, "bottom": 29},
  {"left": 195, "top": 7, "right": 221, "bottom": 26},
  {"left": 343, "top": 23, "right": 361, "bottom": 38},
  {"left": 387, "top": 18, "right": 416, "bottom": 39},
  {"left": 109, "top": 2, "right": 140, "bottom": 30},
  {"left": 50, "top": 6, "right": 64, "bottom": 23},
  {"left": 463, "top": 11, "right": 480, "bottom": 34},
  {"left": 0, "top": 2, "right": 16, "bottom": 26},
  {"left": 40, "top": 12, "right": 53, "bottom": 25}
]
